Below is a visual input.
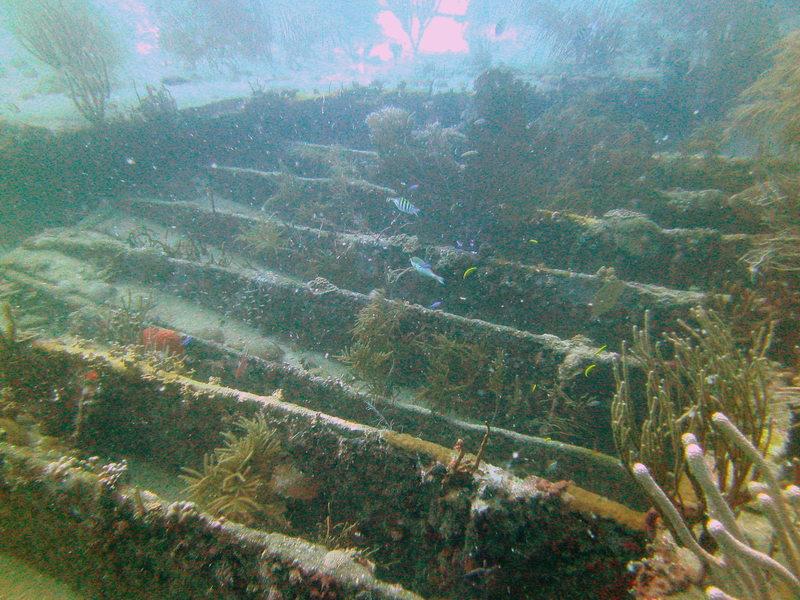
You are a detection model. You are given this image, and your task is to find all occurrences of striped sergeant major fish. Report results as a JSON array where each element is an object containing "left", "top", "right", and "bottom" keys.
[
  {"left": 389, "top": 196, "right": 421, "bottom": 216},
  {"left": 410, "top": 257, "right": 445, "bottom": 285}
]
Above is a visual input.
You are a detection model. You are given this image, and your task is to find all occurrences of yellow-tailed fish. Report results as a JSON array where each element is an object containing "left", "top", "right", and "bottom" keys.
[
  {"left": 594, "top": 344, "right": 607, "bottom": 355},
  {"left": 584, "top": 364, "right": 597, "bottom": 377},
  {"left": 463, "top": 266, "right": 478, "bottom": 279},
  {"left": 530, "top": 383, "right": 537, "bottom": 394},
  {"left": 528, "top": 239, "right": 539, "bottom": 244}
]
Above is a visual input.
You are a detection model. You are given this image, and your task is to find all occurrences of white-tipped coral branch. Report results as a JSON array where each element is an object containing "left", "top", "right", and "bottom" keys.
[
  {"left": 684, "top": 437, "right": 743, "bottom": 541},
  {"left": 634, "top": 412, "right": 800, "bottom": 600},
  {"left": 683, "top": 436, "right": 771, "bottom": 599},
  {"left": 712, "top": 412, "right": 800, "bottom": 576},
  {"left": 705, "top": 586, "right": 738, "bottom": 600},
  {"left": 708, "top": 519, "right": 800, "bottom": 596},
  {"left": 632, "top": 462, "right": 720, "bottom": 568}
]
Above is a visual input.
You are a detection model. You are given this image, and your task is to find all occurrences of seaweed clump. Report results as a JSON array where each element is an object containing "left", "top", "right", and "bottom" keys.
[
  {"left": 416, "top": 334, "right": 492, "bottom": 416},
  {"left": 130, "top": 84, "right": 179, "bottom": 125},
  {"left": 730, "top": 29, "right": 800, "bottom": 152},
  {"left": 66, "top": 292, "right": 192, "bottom": 376},
  {"left": 1, "top": 302, "right": 18, "bottom": 354},
  {"left": 612, "top": 307, "right": 774, "bottom": 513},
  {"left": 462, "top": 71, "right": 654, "bottom": 239},
  {"left": 725, "top": 31, "right": 800, "bottom": 322},
  {"left": 99, "top": 292, "right": 155, "bottom": 345},
  {"left": 126, "top": 225, "right": 230, "bottom": 267},
  {"left": 342, "top": 295, "right": 596, "bottom": 441},
  {"left": 365, "top": 106, "right": 413, "bottom": 156},
  {"left": 180, "top": 413, "right": 289, "bottom": 528},
  {"left": 733, "top": 176, "right": 800, "bottom": 277},
  {"left": 340, "top": 291, "right": 423, "bottom": 395},
  {"left": 417, "top": 336, "right": 596, "bottom": 441},
  {"left": 234, "top": 220, "right": 288, "bottom": 259},
  {"left": 0, "top": 303, "right": 34, "bottom": 398}
]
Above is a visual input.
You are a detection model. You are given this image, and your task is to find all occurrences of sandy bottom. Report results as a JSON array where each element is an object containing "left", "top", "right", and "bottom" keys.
[{"left": 0, "top": 553, "right": 83, "bottom": 600}]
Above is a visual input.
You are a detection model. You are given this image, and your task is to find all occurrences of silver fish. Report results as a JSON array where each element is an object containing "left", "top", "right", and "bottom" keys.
[
  {"left": 389, "top": 196, "right": 421, "bottom": 216},
  {"left": 410, "top": 257, "right": 445, "bottom": 285}
]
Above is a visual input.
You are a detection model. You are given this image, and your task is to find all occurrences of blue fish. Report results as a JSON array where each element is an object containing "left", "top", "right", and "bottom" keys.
[
  {"left": 390, "top": 196, "right": 421, "bottom": 216},
  {"left": 428, "top": 300, "right": 443, "bottom": 310},
  {"left": 410, "top": 257, "right": 445, "bottom": 285}
]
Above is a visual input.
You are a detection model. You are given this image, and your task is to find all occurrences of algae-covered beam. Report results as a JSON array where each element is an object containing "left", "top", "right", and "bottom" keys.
[
  {"left": 125, "top": 198, "right": 709, "bottom": 347},
  {"left": 0, "top": 442, "right": 421, "bottom": 599},
  {"left": 210, "top": 164, "right": 398, "bottom": 199},
  {"left": 6, "top": 338, "right": 645, "bottom": 599},
  {"left": 27, "top": 232, "right": 626, "bottom": 418}
]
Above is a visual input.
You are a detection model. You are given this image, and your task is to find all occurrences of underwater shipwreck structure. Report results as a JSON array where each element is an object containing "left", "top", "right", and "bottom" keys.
[{"left": 1, "top": 60, "right": 800, "bottom": 599}]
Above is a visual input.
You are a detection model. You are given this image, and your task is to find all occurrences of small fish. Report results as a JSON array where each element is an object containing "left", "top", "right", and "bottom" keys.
[
  {"left": 428, "top": 300, "right": 443, "bottom": 310},
  {"left": 389, "top": 196, "right": 420, "bottom": 216},
  {"left": 161, "top": 75, "right": 191, "bottom": 86},
  {"left": 463, "top": 266, "right": 477, "bottom": 279},
  {"left": 528, "top": 239, "right": 539, "bottom": 244},
  {"left": 472, "top": 118, "right": 487, "bottom": 126},
  {"left": 460, "top": 150, "right": 479, "bottom": 158},
  {"left": 586, "top": 400, "right": 602, "bottom": 408},
  {"left": 530, "top": 383, "right": 537, "bottom": 394},
  {"left": 584, "top": 364, "right": 597, "bottom": 377},
  {"left": 594, "top": 344, "right": 607, "bottom": 355},
  {"left": 410, "top": 257, "right": 445, "bottom": 285},
  {"left": 545, "top": 460, "right": 559, "bottom": 476},
  {"left": 406, "top": 183, "right": 420, "bottom": 191},
  {"left": 495, "top": 18, "right": 507, "bottom": 36},
  {"left": 464, "top": 565, "right": 499, "bottom": 584},
  {"left": 126, "top": 157, "right": 136, "bottom": 165}
]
